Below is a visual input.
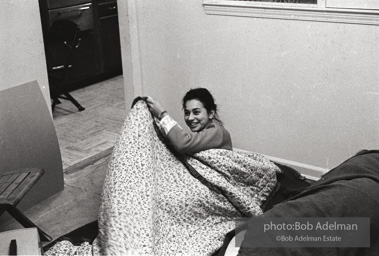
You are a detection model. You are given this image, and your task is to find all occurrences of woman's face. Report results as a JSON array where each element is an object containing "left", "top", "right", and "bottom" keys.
[{"left": 184, "top": 99, "right": 214, "bottom": 132}]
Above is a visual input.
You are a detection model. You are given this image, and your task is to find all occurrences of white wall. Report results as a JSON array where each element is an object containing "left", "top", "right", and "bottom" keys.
[
  {"left": 118, "top": 0, "right": 379, "bottom": 170},
  {"left": 0, "top": 0, "right": 51, "bottom": 114}
]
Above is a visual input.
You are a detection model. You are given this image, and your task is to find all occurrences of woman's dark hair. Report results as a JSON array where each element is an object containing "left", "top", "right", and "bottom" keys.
[{"left": 182, "top": 88, "right": 222, "bottom": 124}]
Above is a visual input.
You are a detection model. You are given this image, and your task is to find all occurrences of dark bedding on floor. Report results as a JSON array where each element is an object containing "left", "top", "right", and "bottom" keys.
[
  {"left": 43, "top": 221, "right": 99, "bottom": 252},
  {"left": 235, "top": 150, "right": 379, "bottom": 256},
  {"left": 212, "top": 161, "right": 312, "bottom": 256},
  {"left": 262, "top": 162, "right": 312, "bottom": 211}
]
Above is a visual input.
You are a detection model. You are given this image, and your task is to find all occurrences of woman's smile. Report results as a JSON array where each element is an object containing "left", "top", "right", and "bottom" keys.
[{"left": 188, "top": 121, "right": 200, "bottom": 130}]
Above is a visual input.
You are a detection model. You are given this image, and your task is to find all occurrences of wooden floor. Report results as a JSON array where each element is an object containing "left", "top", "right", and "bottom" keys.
[
  {"left": 52, "top": 75, "right": 126, "bottom": 172},
  {"left": 0, "top": 75, "right": 127, "bottom": 244}
]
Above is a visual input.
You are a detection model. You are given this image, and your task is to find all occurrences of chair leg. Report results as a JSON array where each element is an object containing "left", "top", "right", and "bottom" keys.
[
  {"left": 49, "top": 84, "right": 85, "bottom": 112},
  {"left": 62, "top": 92, "right": 85, "bottom": 111},
  {"left": 6, "top": 206, "right": 52, "bottom": 242},
  {"left": 52, "top": 98, "right": 61, "bottom": 112}
]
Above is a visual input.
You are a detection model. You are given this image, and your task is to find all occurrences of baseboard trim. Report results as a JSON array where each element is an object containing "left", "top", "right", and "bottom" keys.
[
  {"left": 64, "top": 147, "right": 114, "bottom": 174},
  {"left": 234, "top": 148, "right": 328, "bottom": 181},
  {"left": 63, "top": 147, "right": 328, "bottom": 180}
]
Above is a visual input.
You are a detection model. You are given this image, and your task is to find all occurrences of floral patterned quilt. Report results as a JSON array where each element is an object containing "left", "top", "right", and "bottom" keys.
[{"left": 45, "top": 101, "right": 280, "bottom": 256}]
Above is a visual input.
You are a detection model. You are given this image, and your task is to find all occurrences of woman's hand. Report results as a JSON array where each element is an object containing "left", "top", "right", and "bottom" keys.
[{"left": 146, "top": 96, "right": 166, "bottom": 119}]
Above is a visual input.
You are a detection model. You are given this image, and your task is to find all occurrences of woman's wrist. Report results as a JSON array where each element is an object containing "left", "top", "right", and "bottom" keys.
[{"left": 158, "top": 110, "right": 168, "bottom": 120}]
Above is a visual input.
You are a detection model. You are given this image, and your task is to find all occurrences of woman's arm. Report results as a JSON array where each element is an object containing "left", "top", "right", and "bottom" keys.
[
  {"left": 146, "top": 96, "right": 232, "bottom": 154},
  {"left": 165, "top": 121, "right": 226, "bottom": 154},
  {"left": 160, "top": 114, "right": 232, "bottom": 154}
]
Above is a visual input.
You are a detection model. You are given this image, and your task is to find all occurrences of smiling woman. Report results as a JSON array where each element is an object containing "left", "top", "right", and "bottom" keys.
[
  {"left": 146, "top": 88, "right": 233, "bottom": 154},
  {"left": 183, "top": 99, "right": 214, "bottom": 133}
]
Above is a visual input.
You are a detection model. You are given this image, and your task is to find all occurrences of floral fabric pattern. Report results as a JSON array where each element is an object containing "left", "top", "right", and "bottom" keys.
[{"left": 44, "top": 101, "right": 280, "bottom": 256}]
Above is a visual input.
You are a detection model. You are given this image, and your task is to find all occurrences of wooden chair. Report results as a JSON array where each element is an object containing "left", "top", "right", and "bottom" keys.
[
  {"left": 46, "top": 20, "right": 85, "bottom": 112},
  {"left": 0, "top": 168, "right": 52, "bottom": 241}
]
